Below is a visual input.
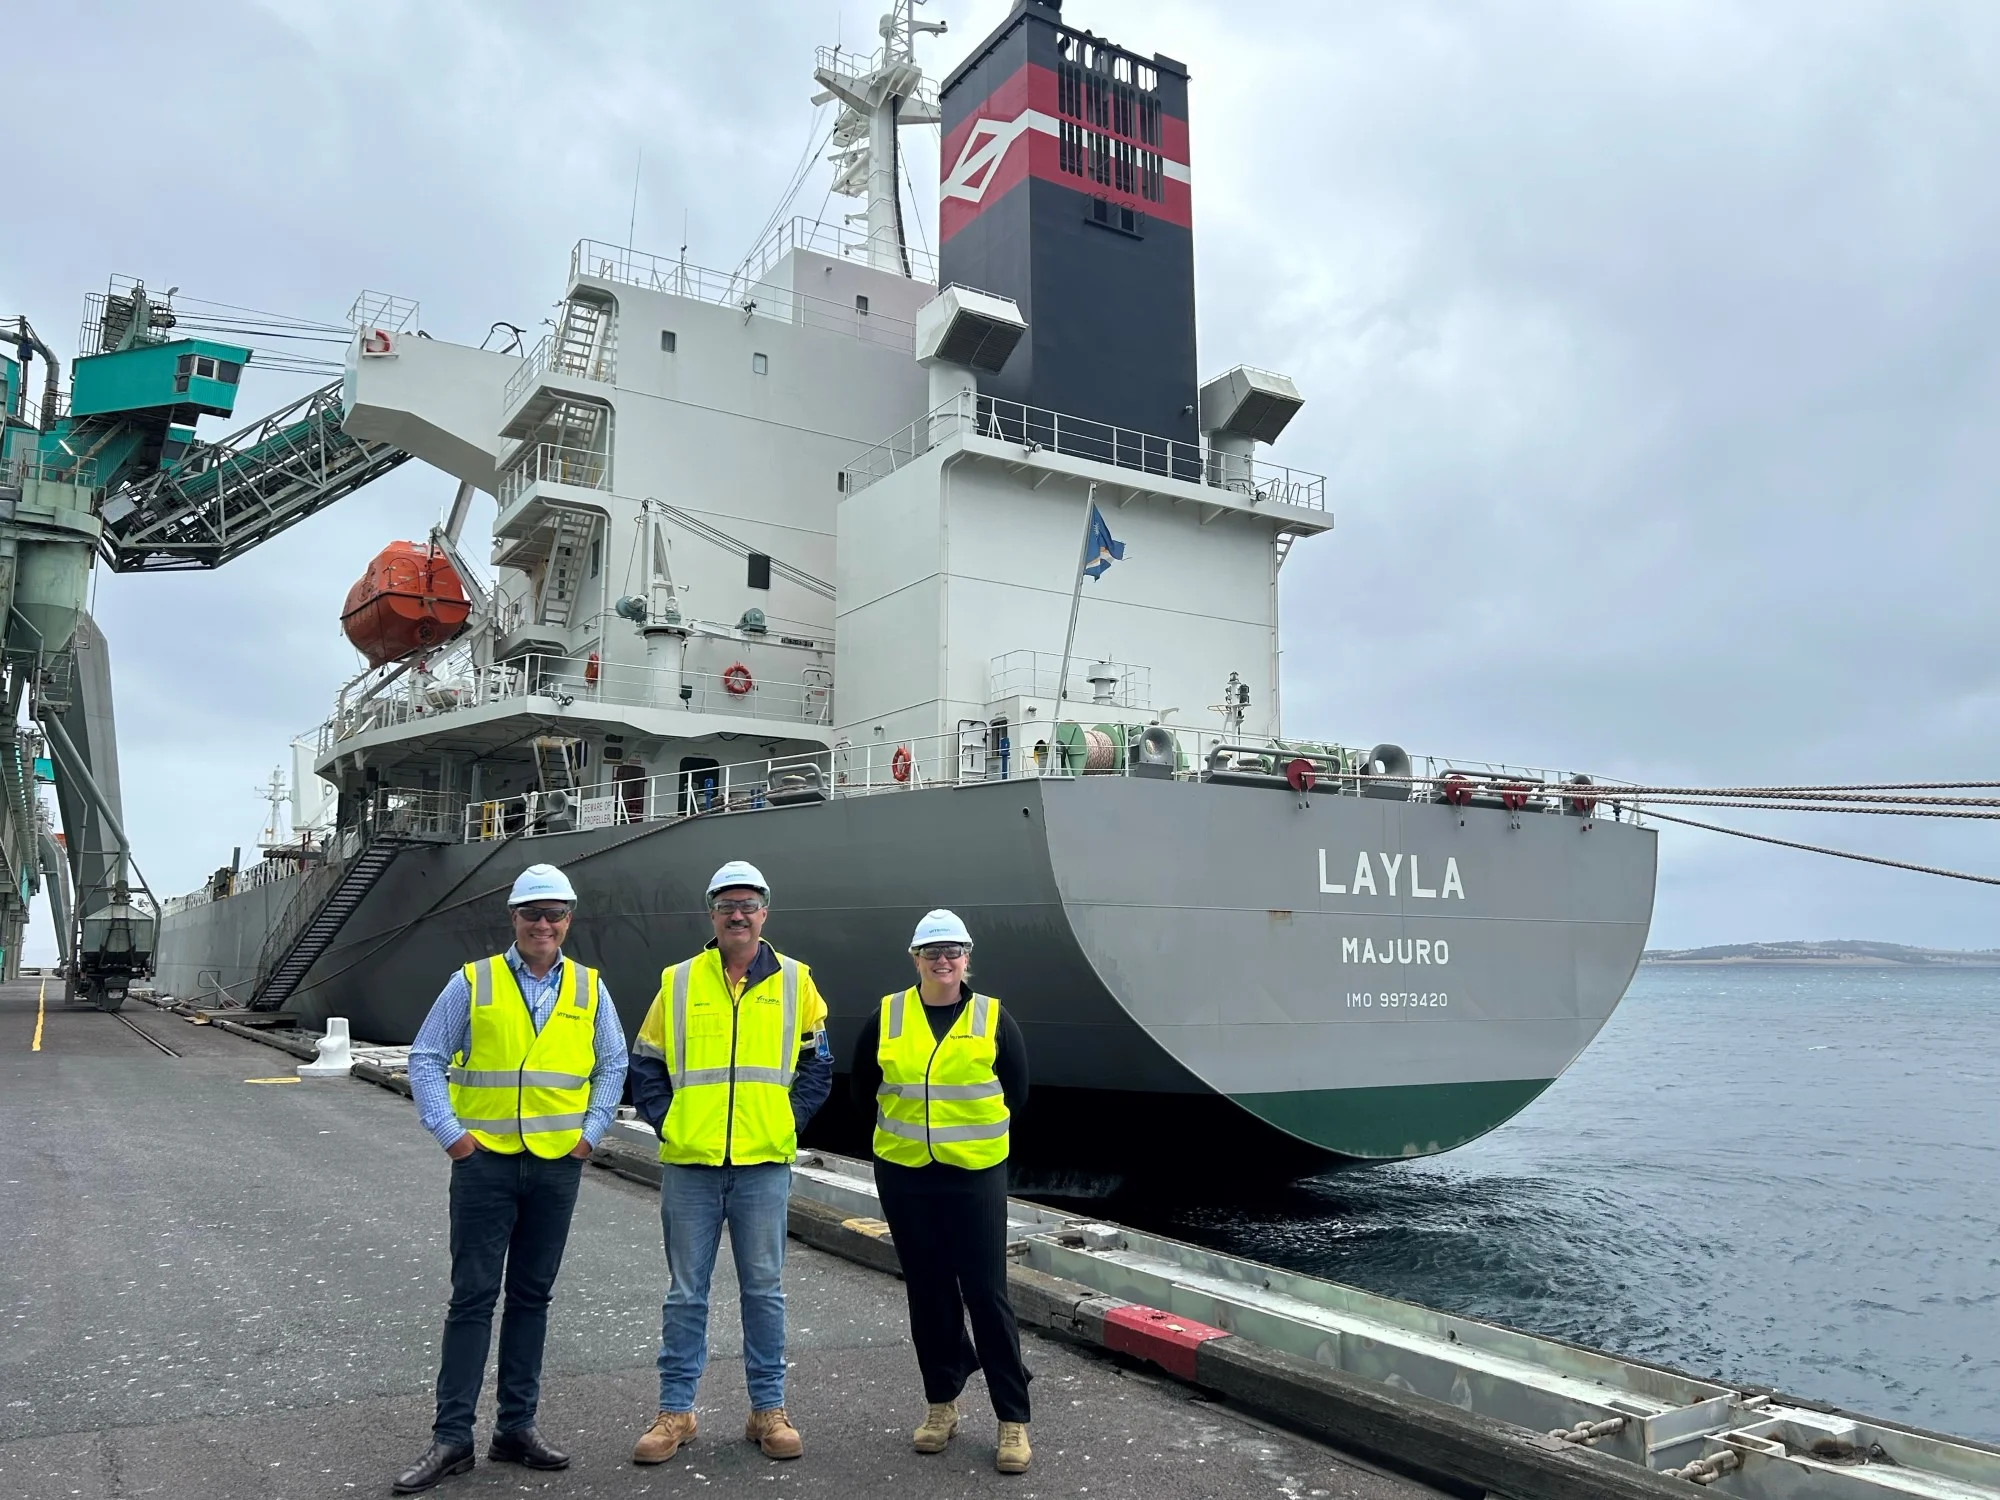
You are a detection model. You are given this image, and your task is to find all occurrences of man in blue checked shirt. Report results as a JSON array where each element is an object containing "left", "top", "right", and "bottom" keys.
[{"left": 394, "top": 863, "right": 628, "bottom": 1495}]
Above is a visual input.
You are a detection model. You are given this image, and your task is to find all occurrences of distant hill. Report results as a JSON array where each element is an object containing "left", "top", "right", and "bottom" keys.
[{"left": 1643, "top": 940, "right": 2000, "bottom": 967}]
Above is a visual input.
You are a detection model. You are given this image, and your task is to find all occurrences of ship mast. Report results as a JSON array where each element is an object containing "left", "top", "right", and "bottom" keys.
[
  {"left": 812, "top": 0, "right": 945, "bottom": 274},
  {"left": 255, "top": 765, "right": 288, "bottom": 850}
]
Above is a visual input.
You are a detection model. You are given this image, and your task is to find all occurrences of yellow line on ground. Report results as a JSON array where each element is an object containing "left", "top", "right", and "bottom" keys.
[
  {"left": 32, "top": 978, "right": 44, "bottom": 1052},
  {"left": 245, "top": 1076, "right": 301, "bottom": 1085}
]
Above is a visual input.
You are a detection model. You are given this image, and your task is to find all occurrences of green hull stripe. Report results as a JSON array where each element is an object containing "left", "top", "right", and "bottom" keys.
[{"left": 1230, "top": 1078, "right": 1555, "bottom": 1161}]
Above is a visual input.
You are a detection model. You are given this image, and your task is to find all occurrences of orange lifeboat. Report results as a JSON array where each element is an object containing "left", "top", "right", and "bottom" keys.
[{"left": 340, "top": 541, "right": 471, "bottom": 667}]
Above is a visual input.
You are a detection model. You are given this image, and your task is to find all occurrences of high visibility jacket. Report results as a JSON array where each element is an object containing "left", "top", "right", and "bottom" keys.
[
  {"left": 872, "top": 988, "right": 1010, "bottom": 1170},
  {"left": 447, "top": 954, "right": 602, "bottom": 1158},
  {"left": 635, "top": 946, "right": 825, "bottom": 1167}
]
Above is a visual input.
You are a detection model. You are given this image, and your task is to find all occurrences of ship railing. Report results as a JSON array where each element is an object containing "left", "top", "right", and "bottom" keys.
[
  {"left": 319, "top": 650, "right": 835, "bottom": 750},
  {"left": 371, "top": 787, "right": 466, "bottom": 844},
  {"left": 502, "top": 330, "right": 617, "bottom": 411},
  {"left": 736, "top": 213, "right": 938, "bottom": 285},
  {"left": 988, "top": 649, "right": 1153, "bottom": 710},
  {"left": 568, "top": 239, "right": 918, "bottom": 354},
  {"left": 457, "top": 722, "right": 1636, "bottom": 845},
  {"left": 159, "top": 835, "right": 339, "bottom": 912},
  {"left": 496, "top": 442, "right": 611, "bottom": 506},
  {"left": 347, "top": 290, "right": 420, "bottom": 333},
  {"left": 843, "top": 390, "right": 1329, "bottom": 511},
  {"left": 809, "top": 46, "right": 943, "bottom": 127}
]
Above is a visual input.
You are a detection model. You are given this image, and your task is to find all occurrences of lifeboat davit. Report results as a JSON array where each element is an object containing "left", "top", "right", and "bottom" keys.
[{"left": 340, "top": 541, "right": 471, "bottom": 667}]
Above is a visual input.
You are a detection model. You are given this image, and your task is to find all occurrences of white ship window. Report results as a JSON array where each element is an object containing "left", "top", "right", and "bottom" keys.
[
  {"left": 752, "top": 352, "right": 768, "bottom": 375},
  {"left": 855, "top": 294, "right": 870, "bottom": 316},
  {"left": 747, "top": 553, "right": 771, "bottom": 590},
  {"left": 660, "top": 330, "right": 676, "bottom": 352},
  {"left": 589, "top": 538, "right": 602, "bottom": 578}
]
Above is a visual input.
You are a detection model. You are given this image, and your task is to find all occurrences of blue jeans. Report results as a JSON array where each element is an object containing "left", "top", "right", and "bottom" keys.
[
  {"left": 434, "top": 1149, "right": 584, "bottom": 1446},
  {"left": 656, "top": 1162, "right": 791, "bottom": 1412}
]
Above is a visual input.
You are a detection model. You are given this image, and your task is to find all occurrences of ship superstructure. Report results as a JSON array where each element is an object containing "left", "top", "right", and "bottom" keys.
[{"left": 138, "top": 0, "right": 1655, "bottom": 1179}]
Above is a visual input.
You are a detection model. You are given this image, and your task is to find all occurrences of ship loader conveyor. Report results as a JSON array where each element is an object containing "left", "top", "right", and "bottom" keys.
[
  {"left": 3, "top": 277, "right": 419, "bottom": 1006},
  {"left": 96, "top": 379, "right": 408, "bottom": 572}
]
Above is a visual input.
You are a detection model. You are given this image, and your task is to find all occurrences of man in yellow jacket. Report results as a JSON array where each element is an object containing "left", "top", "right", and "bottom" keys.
[
  {"left": 627, "top": 860, "right": 832, "bottom": 1465},
  {"left": 395, "top": 864, "right": 628, "bottom": 1495}
]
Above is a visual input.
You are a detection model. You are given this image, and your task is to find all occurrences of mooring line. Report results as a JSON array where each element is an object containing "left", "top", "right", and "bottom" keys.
[{"left": 1640, "top": 807, "right": 2000, "bottom": 887}]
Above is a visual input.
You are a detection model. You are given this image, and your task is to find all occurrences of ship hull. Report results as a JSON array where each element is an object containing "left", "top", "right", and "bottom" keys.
[{"left": 158, "top": 777, "right": 1655, "bottom": 1180}]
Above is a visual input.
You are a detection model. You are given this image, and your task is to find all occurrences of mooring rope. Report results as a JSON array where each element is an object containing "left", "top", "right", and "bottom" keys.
[{"left": 1634, "top": 807, "right": 2000, "bottom": 887}]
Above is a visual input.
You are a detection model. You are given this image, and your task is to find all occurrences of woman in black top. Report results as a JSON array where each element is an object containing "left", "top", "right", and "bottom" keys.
[{"left": 851, "top": 909, "right": 1032, "bottom": 1474}]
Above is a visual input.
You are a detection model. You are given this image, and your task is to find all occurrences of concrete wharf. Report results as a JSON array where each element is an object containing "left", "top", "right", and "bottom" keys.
[{"left": 0, "top": 981, "right": 1438, "bottom": 1500}]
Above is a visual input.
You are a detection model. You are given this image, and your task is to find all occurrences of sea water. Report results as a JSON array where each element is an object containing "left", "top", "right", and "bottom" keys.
[{"left": 1120, "top": 966, "right": 2000, "bottom": 1442}]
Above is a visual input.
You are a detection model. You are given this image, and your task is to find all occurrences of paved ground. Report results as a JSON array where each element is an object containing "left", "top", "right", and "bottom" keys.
[{"left": 0, "top": 981, "right": 1446, "bottom": 1499}]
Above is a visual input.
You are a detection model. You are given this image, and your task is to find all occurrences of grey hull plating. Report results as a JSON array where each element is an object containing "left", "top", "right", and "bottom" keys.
[{"left": 158, "top": 778, "right": 1656, "bottom": 1177}]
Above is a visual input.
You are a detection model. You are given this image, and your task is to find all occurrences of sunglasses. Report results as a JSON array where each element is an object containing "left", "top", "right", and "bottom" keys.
[
  {"left": 710, "top": 897, "right": 767, "bottom": 916},
  {"left": 915, "top": 943, "right": 970, "bottom": 961},
  {"left": 513, "top": 905, "right": 572, "bottom": 925}
]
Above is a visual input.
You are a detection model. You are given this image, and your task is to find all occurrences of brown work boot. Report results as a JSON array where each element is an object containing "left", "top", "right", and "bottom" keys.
[
  {"left": 995, "top": 1420, "right": 1031, "bottom": 1474},
  {"left": 913, "top": 1399, "right": 959, "bottom": 1454},
  {"left": 745, "top": 1407, "right": 803, "bottom": 1459},
  {"left": 632, "top": 1410, "right": 696, "bottom": 1464}
]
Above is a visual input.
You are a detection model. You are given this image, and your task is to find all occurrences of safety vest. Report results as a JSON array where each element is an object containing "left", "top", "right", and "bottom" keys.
[
  {"left": 448, "top": 954, "right": 601, "bottom": 1158},
  {"left": 658, "top": 950, "right": 808, "bottom": 1167},
  {"left": 872, "top": 988, "right": 1010, "bottom": 1170}
]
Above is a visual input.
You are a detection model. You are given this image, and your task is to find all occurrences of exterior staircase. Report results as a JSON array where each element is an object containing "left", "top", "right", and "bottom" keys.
[
  {"left": 538, "top": 510, "right": 591, "bottom": 627},
  {"left": 552, "top": 297, "right": 615, "bottom": 382},
  {"left": 252, "top": 840, "right": 402, "bottom": 1010},
  {"left": 534, "top": 737, "right": 579, "bottom": 793}
]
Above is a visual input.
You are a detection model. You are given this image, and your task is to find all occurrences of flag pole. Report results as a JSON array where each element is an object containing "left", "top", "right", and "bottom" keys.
[{"left": 1053, "top": 481, "right": 1098, "bottom": 717}]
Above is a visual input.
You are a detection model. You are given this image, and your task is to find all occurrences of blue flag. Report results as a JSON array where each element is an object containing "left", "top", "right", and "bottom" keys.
[{"left": 1082, "top": 505, "right": 1126, "bottom": 580}]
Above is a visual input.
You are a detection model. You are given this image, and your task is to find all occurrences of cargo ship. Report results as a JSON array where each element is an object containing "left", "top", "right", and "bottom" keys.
[{"left": 147, "top": 0, "right": 1656, "bottom": 1180}]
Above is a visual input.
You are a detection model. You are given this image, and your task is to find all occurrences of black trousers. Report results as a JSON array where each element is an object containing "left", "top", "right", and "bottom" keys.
[
  {"left": 434, "top": 1148, "right": 584, "bottom": 1446},
  {"left": 875, "top": 1159, "right": 1031, "bottom": 1422}
]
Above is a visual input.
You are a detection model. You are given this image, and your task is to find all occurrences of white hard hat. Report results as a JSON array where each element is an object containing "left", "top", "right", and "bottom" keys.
[
  {"left": 706, "top": 859, "right": 770, "bottom": 899},
  {"left": 509, "top": 863, "right": 577, "bottom": 906},
  {"left": 910, "top": 909, "right": 973, "bottom": 948}
]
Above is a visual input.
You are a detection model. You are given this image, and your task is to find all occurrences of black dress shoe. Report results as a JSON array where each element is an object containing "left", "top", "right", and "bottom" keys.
[
  {"left": 393, "top": 1439, "right": 475, "bottom": 1493},
  {"left": 489, "top": 1425, "right": 570, "bottom": 1470}
]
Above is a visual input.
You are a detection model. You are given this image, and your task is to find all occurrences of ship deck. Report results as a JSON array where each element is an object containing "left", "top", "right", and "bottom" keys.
[{"left": 0, "top": 980, "right": 1436, "bottom": 1499}]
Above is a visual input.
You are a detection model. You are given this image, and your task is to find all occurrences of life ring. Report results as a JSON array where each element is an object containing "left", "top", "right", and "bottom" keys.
[
  {"left": 584, "top": 651, "right": 600, "bottom": 686},
  {"left": 891, "top": 745, "right": 912, "bottom": 783},
  {"left": 722, "top": 662, "right": 754, "bottom": 696}
]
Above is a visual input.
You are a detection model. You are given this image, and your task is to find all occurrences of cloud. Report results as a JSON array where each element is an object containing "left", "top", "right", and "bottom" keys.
[{"left": 5, "top": 0, "right": 1996, "bottom": 959}]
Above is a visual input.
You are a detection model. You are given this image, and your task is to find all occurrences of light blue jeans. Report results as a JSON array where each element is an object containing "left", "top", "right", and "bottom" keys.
[{"left": 656, "top": 1161, "right": 791, "bottom": 1412}]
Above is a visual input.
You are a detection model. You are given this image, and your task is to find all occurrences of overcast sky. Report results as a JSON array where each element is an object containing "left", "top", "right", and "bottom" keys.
[{"left": 7, "top": 0, "right": 1997, "bottom": 960}]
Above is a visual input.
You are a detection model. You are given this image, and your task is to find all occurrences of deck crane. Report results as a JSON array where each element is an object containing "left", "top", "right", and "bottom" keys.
[{"left": 0, "top": 279, "right": 411, "bottom": 1008}]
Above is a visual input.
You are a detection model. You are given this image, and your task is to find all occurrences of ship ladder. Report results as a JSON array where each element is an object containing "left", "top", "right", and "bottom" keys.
[
  {"left": 253, "top": 841, "right": 403, "bottom": 1009},
  {"left": 533, "top": 737, "right": 579, "bottom": 794}
]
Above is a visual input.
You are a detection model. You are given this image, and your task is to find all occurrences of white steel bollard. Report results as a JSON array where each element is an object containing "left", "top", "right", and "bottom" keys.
[{"left": 298, "top": 1016, "right": 355, "bottom": 1078}]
